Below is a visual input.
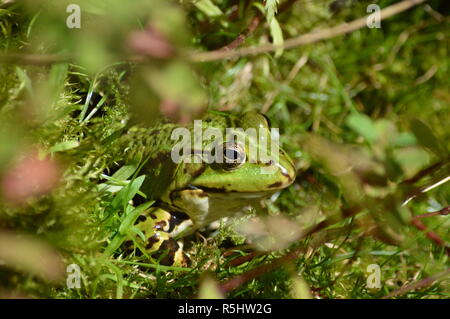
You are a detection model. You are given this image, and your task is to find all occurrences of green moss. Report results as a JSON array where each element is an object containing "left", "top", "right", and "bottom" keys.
[{"left": 0, "top": 0, "right": 448, "bottom": 299}]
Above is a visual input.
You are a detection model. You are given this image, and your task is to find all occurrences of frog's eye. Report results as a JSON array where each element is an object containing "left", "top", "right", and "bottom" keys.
[{"left": 222, "top": 142, "right": 246, "bottom": 171}]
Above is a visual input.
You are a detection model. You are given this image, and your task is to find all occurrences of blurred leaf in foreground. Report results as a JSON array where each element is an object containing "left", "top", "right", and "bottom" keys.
[
  {"left": 410, "top": 118, "right": 447, "bottom": 157},
  {"left": 198, "top": 274, "right": 223, "bottom": 299},
  {"left": 0, "top": 230, "right": 64, "bottom": 282},
  {"left": 235, "top": 215, "right": 303, "bottom": 252},
  {"left": 1, "top": 149, "right": 62, "bottom": 205},
  {"left": 291, "top": 275, "right": 313, "bottom": 299}
]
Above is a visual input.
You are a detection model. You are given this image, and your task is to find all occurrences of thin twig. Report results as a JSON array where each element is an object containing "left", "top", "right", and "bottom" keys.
[
  {"left": 190, "top": 0, "right": 427, "bottom": 62},
  {"left": 220, "top": 246, "right": 306, "bottom": 294},
  {"left": 219, "top": 207, "right": 358, "bottom": 293},
  {"left": 0, "top": 52, "right": 146, "bottom": 65},
  {"left": 413, "top": 206, "right": 450, "bottom": 219},
  {"left": 219, "top": 0, "right": 299, "bottom": 51},
  {"left": 0, "top": 0, "right": 427, "bottom": 66},
  {"left": 0, "top": 53, "right": 71, "bottom": 65},
  {"left": 382, "top": 268, "right": 450, "bottom": 298},
  {"left": 402, "top": 175, "right": 450, "bottom": 206},
  {"left": 219, "top": 197, "right": 450, "bottom": 294},
  {"left": 220, "top": 15, "right": 262, "bottom": 51},
  {"left": 410, "top": 218, "right": 450, "bottom": 255}
]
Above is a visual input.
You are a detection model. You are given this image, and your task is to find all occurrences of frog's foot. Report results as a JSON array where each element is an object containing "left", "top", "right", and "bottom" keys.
[
  {"left": 122, "top": 207, "right": 190, "bottom": 267},
  {"left": 170, "top": 218, "right": 194, "bottom": 239},
  {"left": 150, "top": 237, "right": 189, "bottom": 267}
]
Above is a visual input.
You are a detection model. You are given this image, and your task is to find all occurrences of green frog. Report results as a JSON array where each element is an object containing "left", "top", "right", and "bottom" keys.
[{"left": 121, "top": 110, "right": 296, "bottom": 266}]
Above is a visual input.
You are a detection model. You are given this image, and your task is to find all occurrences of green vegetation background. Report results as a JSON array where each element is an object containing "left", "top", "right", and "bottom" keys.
[{"left": 0, "top": 0, "right": 448, "bottom": 298}]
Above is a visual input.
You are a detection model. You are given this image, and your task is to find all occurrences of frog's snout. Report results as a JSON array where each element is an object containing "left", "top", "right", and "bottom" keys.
[
  {"left": 262, "top": 154, "right": 296, "bottom": 190},
  {"left": 277, "top": 155, "right": 296, "bottom": 188}
]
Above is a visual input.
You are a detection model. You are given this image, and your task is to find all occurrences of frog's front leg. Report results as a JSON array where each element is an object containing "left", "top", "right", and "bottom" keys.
[
  {"left": 124, "top": 207, "right": 191, "bottom": 266},
  {"left": 170, "top": 217, "right": 194, "bottom": 238},
  {"left": 170, "top": 188, "right": 214, "bottom": 238}
]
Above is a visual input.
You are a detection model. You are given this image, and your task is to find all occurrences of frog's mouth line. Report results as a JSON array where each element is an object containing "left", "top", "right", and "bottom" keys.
[{"left": 184, "top": 184, "right": 276, "bottom": 199}]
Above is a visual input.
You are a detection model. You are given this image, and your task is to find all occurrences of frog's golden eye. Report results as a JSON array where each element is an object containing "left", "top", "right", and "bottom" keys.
[{"left": 222, "top": 142, "right": 246, "bottom": 171}]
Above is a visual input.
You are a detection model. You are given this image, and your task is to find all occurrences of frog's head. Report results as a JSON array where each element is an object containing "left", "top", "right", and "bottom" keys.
[
  {"left": 188, "top": 111, "right": 296, "bottom": 194},
  {"left": 169, "top": 111, "right": 296, "bottom": 229}
]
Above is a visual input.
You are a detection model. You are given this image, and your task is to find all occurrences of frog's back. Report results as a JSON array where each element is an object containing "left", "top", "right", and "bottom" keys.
[
  {"left": 119, "top": 121, "right": 176, "bottom": 199},
  {"left": 120, "top": 112, "right": 242, "bottom": 201},
  {"left": 120, "top": 113, "right": 217, "bottom": 193}
]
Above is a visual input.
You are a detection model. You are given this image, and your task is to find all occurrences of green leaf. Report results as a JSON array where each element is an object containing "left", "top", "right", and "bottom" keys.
[
  {"left": 410, "top": 119, "right": 446, "bottom": 156},
  {"left": 129, "top": 225, "right": 147, "bottom": 242},
  {"left": 96, "top": 183, "right": 124, "bottom": 193},
  {"left": 49, "top": 140, "right": 79, "bottom": 153},
  {"left": 194, "top": 0, "right": 223, "bottom": 17},
  {"left": 47, "top": 62, "right": 69, "bottom": 105},
  {"left": 119, "top": 201, "right": 154, "bottom": 235},
  {"left": 103, "top": 200, "right": 154, "bottom": 257},
  {"left": 269, "top": 17, "right": 284, "bottom": 58},
  {"left": 394, "top": 132, "right": 417, "bottom": 148},
  {"left": 346, "top": 113, "right": 378, "bottom": 143},
  {"left": 105, "top": 261, "right": 124, "bottom": 299},
  {"left": 0, "top": 9, "right": 13, "bottom": 18},
  {"left": 111, "top": 162, "right": 139, "bottom": 181},
  {"left": 15, "top": 67, "right": 33, "bottom": 95},
  {"left": 374, "top": 119, "right": 397, "bottom": 144},
  {"left": 265, "top": 0, "right": 279, "bottom": 24},
  {"left": 393, "top": 146, "right": 430, "bottom": 178},
  {"left": 79, "top": 78, "right": 96, "bottom": 123},
  {"left": 111, "top": 175, "right": 146, "bottom": 210}
]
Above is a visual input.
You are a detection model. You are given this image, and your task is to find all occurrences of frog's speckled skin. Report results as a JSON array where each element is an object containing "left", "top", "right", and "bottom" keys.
[{"left": 121, "top": 111, "right": 296, "bottom": 265}]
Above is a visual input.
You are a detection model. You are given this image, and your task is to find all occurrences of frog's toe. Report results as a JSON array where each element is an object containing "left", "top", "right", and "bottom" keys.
[
  {"left": 152, "top": 238, "right": 189, "bottom": 267},
  {"left": 170, "top": 218, "right": 194, "bottom": 238}
]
